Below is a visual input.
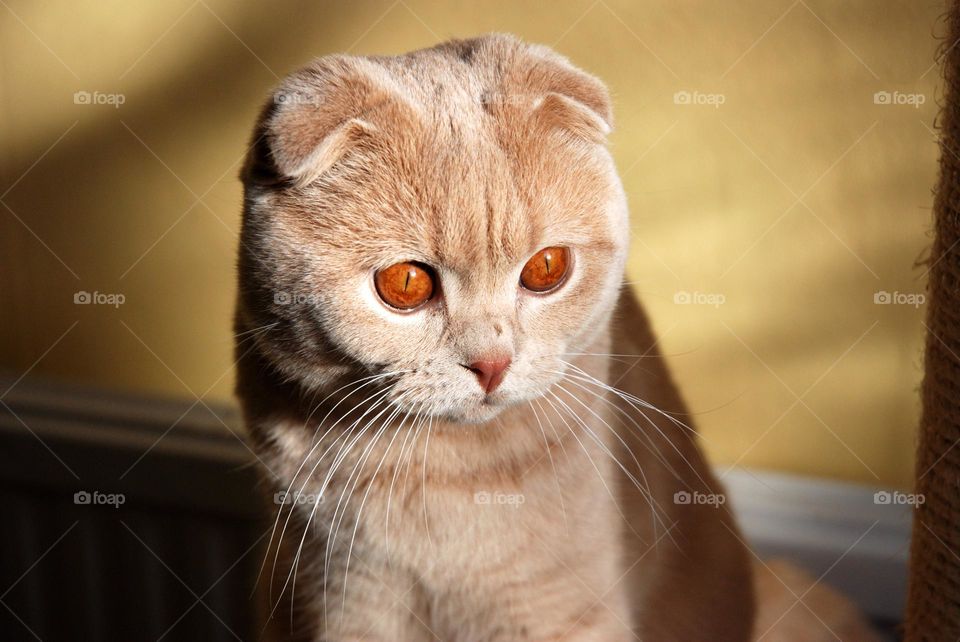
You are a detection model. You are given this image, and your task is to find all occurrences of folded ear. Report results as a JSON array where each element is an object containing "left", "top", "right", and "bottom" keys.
[
  {"left": 492, "top": 36, "right": 613, "bottom": 142},
  {"left": 242, "top": 56, "right": 397, "bottom": 188},
  {"left": 534, "top": 91, "right": 611, "bottom": 143}
]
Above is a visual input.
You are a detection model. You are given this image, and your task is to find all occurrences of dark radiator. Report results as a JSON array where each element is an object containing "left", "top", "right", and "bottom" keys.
[{"left": 0, "top": 375, "right": 269, "bottom": 641}]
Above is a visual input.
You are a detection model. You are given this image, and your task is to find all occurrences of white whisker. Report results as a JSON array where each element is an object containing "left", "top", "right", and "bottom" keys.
[
  {"left": 551, "top": 373, "right": 686, "bottom": 482},
  {"left": 316, "top": 393, "right": 404, "bottom": 623},
  {"left": 338, "top": 394, "right": 410, "bottom": 622},
  {"left": 528, "top": 399, "right": 569, "bottom": 533},
  {"left": 260, "top": 370, "right": 407, "bottom": 601},
  {"left": 552, "top": 382, "right": 675, "bottom": 546},
  {"left": 557, "top": 364, "right": 712, "bottom": 493},
  {"left": 385, "top": 407, "right": 423, "bottom": 555},
  {"left": 421, "top": 414, "right": 435, "bottom": 549},
  {"left": 273, "top": 385, "right": 397, "bottom": 623},
  {"left": 542, "top": 391, "right": 640, "bottom": 537},
  {"left": 269, "top": 383, "right": 395, "bottom": 608},
  {"left": 545, "top": 389, "right": 664, "bottom": 547}
]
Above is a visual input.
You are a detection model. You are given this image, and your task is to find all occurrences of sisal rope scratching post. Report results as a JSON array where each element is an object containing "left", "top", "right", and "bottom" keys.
[{"left": 905, "top": 2, "right": 960, "bottom": 639}]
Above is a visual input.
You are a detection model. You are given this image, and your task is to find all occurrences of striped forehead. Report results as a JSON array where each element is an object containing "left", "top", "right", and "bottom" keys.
[{"left": 425, "top": 146, "right": 536, "bottom": 281}]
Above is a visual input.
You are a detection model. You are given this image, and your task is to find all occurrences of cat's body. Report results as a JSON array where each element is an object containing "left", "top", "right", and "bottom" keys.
[
  {"left": 236, "top": 34, "right": 876, "bottom": 641},
  {"left": 238, "top": 289, "right": 753, "bottom": 641}
]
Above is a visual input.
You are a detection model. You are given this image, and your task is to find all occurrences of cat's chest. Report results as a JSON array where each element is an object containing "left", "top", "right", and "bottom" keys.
[
  {"left": 288, "top": 389, "right": 621, "bottom": 576},
  {"left": 348, "top": 439, "right": 618, "bottom": 579}
]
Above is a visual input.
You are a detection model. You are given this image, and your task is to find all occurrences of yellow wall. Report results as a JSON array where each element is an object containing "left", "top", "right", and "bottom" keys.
[{"left": 1, "top": 1, "right": 938, "bottom": 488}]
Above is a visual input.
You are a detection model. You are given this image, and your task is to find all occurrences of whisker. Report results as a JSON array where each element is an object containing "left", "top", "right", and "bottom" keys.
[
  {"left": 552, "top": 382, "right": 675, "bottom": 546},
  {"left": 527, "top": 399, "right": 569, "bottom": 534},
  {"left": 344, "top": 401, "right": 414, "bottom": 594},
  {"left": 542, "top": 391, "right": 649, "bottom": 544},
  {"left": 555, "top": 365, "right": 713, "bottom": 492},
  {"left": 272, "top": 386, "right": 396, "bottom": 622},
  {"left": 533, "top": 396, "right": 571, "bottom": 463},
  {"left": 551, "top": 373, "right": 686, "bottom": 482},
  {"left": 233, "top": 321, "right": 280, "bottom": 347},
  {"left": 394, "top": 408, "right": 433, "bottom": 542},
  {"left": 268, "top": 383, "right": 395, "bottom": 607},
  {"left": 421, "top": 414, "right": 435, "bottom": 549},
  {"left": 385, "top": 407, "right": 422, "bottom": 554},
  {"left": 561, "top": 361, "right": 697, "bottom": 436},
  {"left": 544, "top": 389, "right": 664, "bottom": 547},
  {"left": 259, "top": 371, "right": 407, "bottom": 598},
  {"left": 336, "top": 394, "right": 410, "bottom": 622},
  {"left": 308, "top": 370, "right": 411, "bottom": 440},
  {"left": 315, "top": 394, "right": 403, "bottom": 613},
  {"left": 310, "top": 394, "right": 401, "bottom": 627}
]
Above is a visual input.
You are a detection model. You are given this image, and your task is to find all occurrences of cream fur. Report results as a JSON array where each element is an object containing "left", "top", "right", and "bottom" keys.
[{"left": 235, "top": 34, "right": 877, "bottom": 642}]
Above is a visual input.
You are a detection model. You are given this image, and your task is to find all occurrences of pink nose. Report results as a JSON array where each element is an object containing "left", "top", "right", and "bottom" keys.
[{"left": 465, "top": 357, "right": 512, "bottom": 394}]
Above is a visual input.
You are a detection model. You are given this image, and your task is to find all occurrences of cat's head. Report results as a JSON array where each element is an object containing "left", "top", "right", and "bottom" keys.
[{"left": 238, "top": 34, "right": 628, "bottom": 424}]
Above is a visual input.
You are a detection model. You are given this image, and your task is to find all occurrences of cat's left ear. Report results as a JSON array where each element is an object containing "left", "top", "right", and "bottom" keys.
[
  {"left": 467, "top": 34, "right": 612, "bottom": 142},
  {"left": 242, "top": 56, "right": 403, "bottom": 188},
  {"left": 518, "top": 41, "right": 613, "bottom": 143},
  {"left": 533, "top": 90, "right": 611, "bottom": 143}
]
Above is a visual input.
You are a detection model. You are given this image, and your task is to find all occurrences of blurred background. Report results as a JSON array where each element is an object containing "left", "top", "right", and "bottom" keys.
[{"left": 0, "top": 1, "right": 942, "bottom": 639}]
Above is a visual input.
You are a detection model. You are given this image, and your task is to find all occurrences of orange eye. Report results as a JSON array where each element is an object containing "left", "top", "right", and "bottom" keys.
[
  {"left": 374, "top": 262, "right": 435, "bottom": 310},
  {"left": 520, "top": 246, "right": 570, "bottom": 292}
]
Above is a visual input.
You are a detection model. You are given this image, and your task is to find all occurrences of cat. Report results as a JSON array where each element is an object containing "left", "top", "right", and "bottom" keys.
[{"left": 235, "top": 34, "right": 878, "bottom": 641}]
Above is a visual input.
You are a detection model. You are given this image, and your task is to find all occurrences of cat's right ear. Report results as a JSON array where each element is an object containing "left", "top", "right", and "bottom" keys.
[{"left": 241, "top": 56, "right": 396, "bottom": 188}]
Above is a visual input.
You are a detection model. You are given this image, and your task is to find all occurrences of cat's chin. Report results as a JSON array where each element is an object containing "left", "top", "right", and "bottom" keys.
[
  {"left": 439, "top": 398, "right": 513, "bottom": 425},
  {"left": 439, "top": 406, "right": 501, "bottom": 425},
  {"left": 433, "top": 386, "right": 554, "bottom": 425}
]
